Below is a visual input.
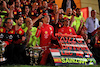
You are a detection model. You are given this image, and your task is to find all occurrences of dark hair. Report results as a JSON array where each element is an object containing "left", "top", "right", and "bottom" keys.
[
  {"left": 15, "top": 15, "right": 23, "bottom": 20},
  {"left": 42, "top": 0, "right": 47, "bottom": 5},
  {"left": 4, "top": 18, "right": 13, "bottom": 23},
  {"left": 3, "top": 18, "right": 13, "bottom": 27},
  {"left": 91, "top": 10, "right": 96, "bottom": 12},
  {"left": 76, "top": 8, "right": 80, "bottom": 11},
  {"left": 14, "top": 15, "right": 23, "bottom": 22},
  {"left": 22, "top": 5, "right": 30, "bottom": 14}
]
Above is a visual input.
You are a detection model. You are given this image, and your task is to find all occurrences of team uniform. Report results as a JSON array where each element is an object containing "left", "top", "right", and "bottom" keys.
[
  {"left": 74, "top": 16, "right": 84, "bottom": 32},
  {"left": 12, "top": 26, "right": 26, "bottom": 64},
  {"left": 54, "top": 21, "right": 63, "bottom": 33},
  {"left": 24, "top": 27, "right": 40, "bottom": 47},
  {"left": 0, "top": 26, "right": 15, "bottom": 64},
  {"left": 58, "top": 26, "right": 76, "bottom": 35},
  {"left": 35, "top": 23, "right": 58, "bottom": 65},
  {"left": 13, "top": 8, "right": 22, "bottom": 16}
]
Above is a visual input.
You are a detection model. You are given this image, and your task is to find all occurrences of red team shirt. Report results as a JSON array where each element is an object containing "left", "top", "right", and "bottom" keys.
[
  {"left": 0, "top": 27, "right": 15, "bottom": 45},
  {"left": 58, "top": 26, "right": 76, "bottom": 35},
  {"left": 12, "top": 26, "right": 25, "bottom": 45}
]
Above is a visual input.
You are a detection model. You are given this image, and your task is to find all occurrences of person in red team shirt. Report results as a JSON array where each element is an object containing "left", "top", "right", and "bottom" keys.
[
  {"left": 58, "top": 17, "right": 76, "bottom": 35},
  {"left": 13, "top": 15, "right": 26, "bottom": 64},
  {"left": 0, "top": 18, "right": 15, "bottom": 64},
  {"left": 35, "top": 13, "right": 59, "bottom": 65},
  {"left": 13, "top": 0, "right": 22, "bottom": 16}
]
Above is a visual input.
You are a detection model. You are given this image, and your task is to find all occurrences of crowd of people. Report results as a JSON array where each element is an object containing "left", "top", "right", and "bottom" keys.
[{"left": 0, "top": 0, "right": 100, "bottom": 65}]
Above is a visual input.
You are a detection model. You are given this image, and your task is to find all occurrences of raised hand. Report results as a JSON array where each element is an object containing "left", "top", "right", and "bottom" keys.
[
  {"left": 38, "top": 22, "right": 43, "bottom": 29},
  {"left": 10, "top": 2, "right": 15, "bottom": 11}
]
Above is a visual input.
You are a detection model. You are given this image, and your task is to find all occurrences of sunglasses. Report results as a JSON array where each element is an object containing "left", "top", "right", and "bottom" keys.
[{"left": 7, "top": 22, "right": 13, "bottom": 24}]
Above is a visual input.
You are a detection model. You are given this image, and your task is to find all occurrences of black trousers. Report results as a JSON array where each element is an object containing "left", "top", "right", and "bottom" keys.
[
  {"left": 88, "top": 33, "right": 92, "bottom": 39},
  {"left": 4, "top": 44, "right": 14, "bottom": 64},
  {"left": 91, "top": 48, "right": 100, "bottom": 64},
  {"left": 13, "top": 44, "right": 26, "bottom": 64}
]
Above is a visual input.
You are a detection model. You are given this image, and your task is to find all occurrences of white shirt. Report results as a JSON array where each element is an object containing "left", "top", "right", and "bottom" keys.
[{"left": 86, "top": 17, "right": 100, "bottom": 33}]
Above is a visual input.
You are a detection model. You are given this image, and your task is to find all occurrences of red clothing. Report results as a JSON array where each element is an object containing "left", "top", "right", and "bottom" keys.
[
  {"left": 36, "top": 23, "right": 56, "bottom": 47},
  {"left": 58, "top": 26, "right": 76, "bottom": 35},
  {"left": 0, "top": 27, "right": 15, "bottom": 45},
  {"left": 35, "top": 23, "right": 57, "bottom": 65},
  {"left": 49, "top": 12, "right": 55, "bottom": 24},
  {"left": 13, "top": 26, "right": 25, "bottom": 45},
  {"left": 13, "top": 8, "right": 22, "bottom": 15},
  {"left": 54, "top": 21, "right": 63, "bottom": 33}
]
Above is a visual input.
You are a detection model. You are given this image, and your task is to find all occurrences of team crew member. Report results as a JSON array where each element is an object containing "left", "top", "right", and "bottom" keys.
[
  {"left": 63, "top": 8, "right": 76, "bottom": 29},
  {"left": 24, "top": 17, "right": 40, "bottom": 47},
  {"left": 35, "top": 13, "right": 58, "bottom": 65},
  {"left": 13, "top": 16, "right": 26, "bottom": 64},
  {"left": 74, "top": 8, "right": 85, "bottom": 34},
  {"left": 0, "top": 18, "right": 15, "bottom": 64},
  {"left": 58, "top": 17, "right": 76, "bottom": 35},
  {"left": 90, "top": 28, "right": 100, "bottom": 64}
]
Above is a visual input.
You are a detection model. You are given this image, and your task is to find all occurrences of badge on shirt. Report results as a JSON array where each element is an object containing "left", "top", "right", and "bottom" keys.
[
  {"left": 40, "top": 10, "right": 43, "bottom": 13},
  {"left": 69, "top": 29, "right": 72, "bottom": 32},
  {"left": 49, "top": 27, "right": 52, "bottom": 30},
  {"left": 0, "top": 28, "right": 3, "bottom": 32},
  {"left": 44, "top": 31, "right": 48, "bottom": 39},
  {"left": 45, "top": 31, "right": 48, "bottom": 34},
  {"left": 24, "top": 16, "right": 26, "bottom": 19},
  {"left": 19, "top": 8, "right": 22, "bottom": 12},
  {"left": 14, "top": 11, "right": 17, "bottom": 15},
  {"left": 65, "top": 33, "right": 67, "bottom": 35},
  {"left": 59, "top": 24, "right": 61, "bottom": 27},
  {"left": 31, "top": 12, "right": 34, "bottom": 15},
  {"left": 52, "top": 17, "right": 54, "bottom": 20},
  {"left": 10, "top": 30, "right": 14, "bottom": 34},
  {"left": 98, "top": 41, "right": 100, "bottom": 43},
  {"left": 21, "top": 4, "right": 23, "bottom": 7},
  {"left": 19, "top": 30, "right": 22, "bottom": 34}
]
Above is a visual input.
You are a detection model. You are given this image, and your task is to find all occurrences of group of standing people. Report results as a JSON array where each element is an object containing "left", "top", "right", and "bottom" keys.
[{"left": 0, "top": 0, "right": 100, "bottom": 65}]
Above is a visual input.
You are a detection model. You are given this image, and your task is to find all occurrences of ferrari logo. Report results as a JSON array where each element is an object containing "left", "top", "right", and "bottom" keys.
[
  {"left": 40, "top": 10, "right": 43, "bottom": 13},
  {"left": 52, "top": 17, "right": 54, "bottom": 20},
  {"left": 98, "top": 41, "right": 100, "bottom": 43},
  {"left": 24, "top": 16, "right": 26, "bottom": 18},
  {"left": 45, "top": 31, "right": 48, "bottom": 34},
  {"left": 69, "top": 29, "right": 72, "bottom": 32},
  {"left": 65, "top": 33, "right": 67, "bottom": 35},
  {"left": 19, "top": 9, "right": 22, "bottom": 12},
  {"left": 31, "top": 12, "right": 34, "bottom": 15},
  {"left": 49, "top": 27, "right": 52, "bottom": 30},
  {"left": 26, "top": 2, "right": 28, "bottom": 5},
  {"left": 59, "top": 24, "right": 61, "bottom": 27},
  {"left": 14, "top": 11, "right": 17, "bottom": 15},
  {"left": 10, "top": 30, "right": 14, "bottom": 33},
  {"left": 19, "top": 30, "right": 22, "bottom": 34},
  {"left": 0, "top": 28, "right": 3, "bottom": 32},
  {"left": 21, "top": 4, "right": 23, "bottom": 7}
]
